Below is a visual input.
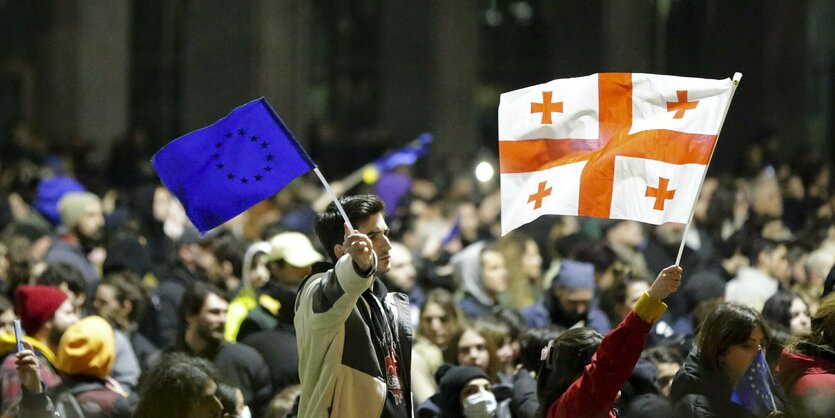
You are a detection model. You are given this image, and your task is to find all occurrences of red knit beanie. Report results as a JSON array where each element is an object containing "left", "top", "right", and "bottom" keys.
[{"left": 15, "top": 285, "right": 68, "bottom": 335}]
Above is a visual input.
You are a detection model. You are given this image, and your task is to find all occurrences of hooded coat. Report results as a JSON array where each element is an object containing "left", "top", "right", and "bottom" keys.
[
  {"left": 452, "top": 241, "right": 497, "bottom": 319},
  {"left": 776, "top": 341, "right": 835, "bottom": 417}
]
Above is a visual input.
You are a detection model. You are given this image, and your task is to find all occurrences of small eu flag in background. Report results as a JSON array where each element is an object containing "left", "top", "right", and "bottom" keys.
[
  {"left": 152, "top": 98, "right": 315, "bottom": 233},
  {"left": 730, "top": 350, "right": 777, "bottom": 417}
]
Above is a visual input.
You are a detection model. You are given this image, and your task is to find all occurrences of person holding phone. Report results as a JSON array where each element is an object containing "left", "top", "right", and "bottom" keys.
[{"left": 0, "top": 285, "right": 80, "bottom": 415}]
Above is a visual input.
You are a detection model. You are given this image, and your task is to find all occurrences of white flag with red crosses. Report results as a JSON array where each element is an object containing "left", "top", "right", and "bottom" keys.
[{"left": 498, "top": 72, "right": 737, "bottom": 235}]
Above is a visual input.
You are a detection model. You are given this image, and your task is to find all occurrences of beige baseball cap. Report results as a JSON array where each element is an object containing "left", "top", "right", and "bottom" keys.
[{"left": 266, "top": 232, "right": 324, "bottom": 268}]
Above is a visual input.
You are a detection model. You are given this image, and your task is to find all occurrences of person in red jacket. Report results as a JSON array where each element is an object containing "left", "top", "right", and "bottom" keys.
[
  {"left": 536, "top": 265, "right": 682, "bottom": 418},
  {"left": 776, "top": 292, "right": 835, "bottom": 417}
]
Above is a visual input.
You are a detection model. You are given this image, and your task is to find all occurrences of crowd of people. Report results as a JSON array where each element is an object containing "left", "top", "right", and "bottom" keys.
[{"left": 0, "top": 124, "right": 833, "bottom": 418}]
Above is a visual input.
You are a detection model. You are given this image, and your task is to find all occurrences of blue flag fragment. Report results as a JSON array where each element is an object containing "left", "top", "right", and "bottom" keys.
[
  {"left": 730, "top": 350, "right": 777, "bottom": 417},
  {"left": 372, "top": 132, "right": 433, "bottom": 172},
  {"left": 152, "top": 98, "right": 315, "bottom": 233}
]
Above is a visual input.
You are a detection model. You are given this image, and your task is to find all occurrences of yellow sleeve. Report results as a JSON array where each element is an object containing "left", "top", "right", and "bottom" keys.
[{"left": 633, "top": 292, "right": 667, "bottom": 323}]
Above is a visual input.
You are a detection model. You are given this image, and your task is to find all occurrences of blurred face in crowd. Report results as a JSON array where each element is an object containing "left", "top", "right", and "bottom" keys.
[
  {"left": 555, "top": 287, "right": 593, "bottom": 325},
  {"left": 457, "top": 329, "right": 490, "bottom": 371},
  {"left": 522, "top": 240, "right": 543, "bottom": 280},
  {"left": 607, "top": 221, "right": 644, "bottom": 248},
  {"left": 458, "top": 203, "right": 481, "bottom": 240},
  {"left": 480, "top": 250, "right": 508, "bottom": 297},
  {"left": 761, "top": 244, "right": 790, "bottom": 282},
  {"left": 186, "top": 379, "right": 223, "bottom": 418},
  {"left": 0, "top": 307, "right": 15, "bottom": 334},
  {"left": 655, "top": 222, "right": 685, "bottom": 247},
  {"left": 625, "top": 281, "right": 649, "bottom": 311},
  {"left": 720, "top": 325, "right": 766, "bottom": 384},
  {"left": 789, "top": 297, "right": 811, "bottom": 336},
  {"left": 384, "top": 243, "right": 416, "bottom": 291},
  {"left": 357, "top": 213, "right": 392, "bottom": 273},
  {"left": 189, "top": 292, "right": 228, "bottom": 345},
  {"left": 75, "top": 201, "right": 105, "bottom": 243},
  {"left": 495, "top": 336, "right": 517, "bottom": 371},
  {"left": 94, "top": 283, "right": 129, "bottom": 326},
  {"left": 153, "top": 186, "right": 171, "bottom": 223},
  {"left": 269, "top": 260, "right": 312, "bottom": 285},
  {"left": 250, "top": 254, "right": 270, "bottom": 289},
  {"left": 49, "top": 298, "right": 80, "bottom": 347},
  {"left": 656, "top": 361, "right": 680, "bottom": 398},
  {"left": 420, "top": 302, "right": 455, "bottom": 347},
  {"left": 752, "top": 177, "right": 783, "bottom": 217},
  {"left": 460, "top": 377, "right": 496, "bottom": 417}
]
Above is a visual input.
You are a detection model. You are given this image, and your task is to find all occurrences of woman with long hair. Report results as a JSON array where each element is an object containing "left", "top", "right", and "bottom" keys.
[
  {"left": 670, "top": 303, "right": 787, "bottom": 417},
  {"left": 776, "top": 293, "right": 835, "bottom": 418},
  {"left": 412, "top": 288, "right": 464, "bottom": 403}
]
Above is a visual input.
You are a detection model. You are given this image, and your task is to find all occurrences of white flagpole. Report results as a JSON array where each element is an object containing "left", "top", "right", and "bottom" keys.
[
  {"left": 313, "top": 167, "right": 355, "bottom": 231},
  {"left": 675, "top": 72, "right": 743, "bottom": 266}
]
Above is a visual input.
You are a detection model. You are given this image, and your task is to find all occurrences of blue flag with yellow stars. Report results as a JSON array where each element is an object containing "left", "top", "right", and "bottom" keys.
[
  {"left": 730, "top": 350, "right": 777, "bottom": 417},
  {"left": 152, "top": 98, "right": 315, "bottom": 233}
]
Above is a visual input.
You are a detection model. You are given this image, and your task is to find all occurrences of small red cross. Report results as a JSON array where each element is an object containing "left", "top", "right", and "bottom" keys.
[
  {"left": 645, "top": 177, "right": 676, "bottom": 211},
  {"left": 530, "top": 91, "right": 564, "bottom": 124},
  {"left": 528, "top": 181, "right": 552, "bottom": 209},
  {"left": 667, "top": 90, "right": 699, "bottom": 119}
]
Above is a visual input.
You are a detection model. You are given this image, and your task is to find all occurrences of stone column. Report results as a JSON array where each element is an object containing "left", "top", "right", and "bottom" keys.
[
  {"left": 601, "top": 0, "right": 655, "bottom": 72},
  {"left": 379, "top": 0, "right": 431, "bottom": 144},
  {"left": 253, "top": 0, "right": 310, "bottom": 139},
  {"left": 76, "top": 0, "right": 131, "bottom": 165},
  {"left": 428, "top": 0, "right": 479, "bottom": 168}
]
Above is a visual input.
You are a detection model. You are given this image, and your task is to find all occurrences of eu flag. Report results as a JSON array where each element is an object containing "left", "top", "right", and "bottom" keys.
[
  {"left": 152, "top": 98, "right": 315, "bottom": 233},
  {"left": 372, "top": 132, "right": 432, "bottom": 172},
  {"left": 730, "top": 350, "right": 777, "bottom": 417}
]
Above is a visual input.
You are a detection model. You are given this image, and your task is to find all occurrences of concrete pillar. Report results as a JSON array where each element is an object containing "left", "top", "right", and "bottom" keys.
[
  {"left": 76, "top": 0, "right": 131, "bottom": 166},
  {"left": 253, "top": 0, "right": 310, "bottom": 139},
  {"left": 39, "top": 1, "right": 79, "bottom": 143},
  {"left": 428, "top": 0, "right": 479, "bottom": 167},
  {"left": 180, "top": 0, "right": 256, "bottom": 130},
  {"left": 379, "top": 0, "right": 431, "bottom": 144},
  {"left": 601, "top": 0, "right": 655, "bottom": 72}
]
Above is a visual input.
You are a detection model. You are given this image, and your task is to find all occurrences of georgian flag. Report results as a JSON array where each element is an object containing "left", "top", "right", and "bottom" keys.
[{"left": 498, "top": 73, "right": 736, "bottom": 235}]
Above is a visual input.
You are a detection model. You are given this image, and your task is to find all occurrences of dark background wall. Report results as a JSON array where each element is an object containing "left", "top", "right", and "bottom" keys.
[{"left": 1, "top": 0, "right": 832, "bottom": 178}]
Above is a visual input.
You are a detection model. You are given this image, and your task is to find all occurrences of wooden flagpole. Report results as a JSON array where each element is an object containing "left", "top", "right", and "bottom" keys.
[{"left": 675, "top": 72, "right": 743, "bottom": 266}]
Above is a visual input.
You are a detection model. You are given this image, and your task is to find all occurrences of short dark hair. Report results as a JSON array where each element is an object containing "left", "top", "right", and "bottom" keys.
[
  {"left": 696, "top": 303, "right": 771, "bottom": 372},
  {"left": 642, "top": 345, "right": 683, "bottom": 366},
  {"left": 178, "top": 281, "right": 226, "bottom": 329},
  {"left": 213, "top": 234, "right": 248, "bottom": 279},
  {"left": 37, "top": 263, "right": 86, "bottom": 297},
  {"left": 101, "top": 271, "right": 150, "bottom": 323},
  {"left": 744, "top": 238, "right": 783, "bottom": 266},
  {"left": 314, "top": 195, "right": 385, "bottom": 262},
  {"left": 599, "top": 273, "right": 649, "bottom": 325},
  {"left": 134, "top": 353, "right": 221, "bottom": 418}
]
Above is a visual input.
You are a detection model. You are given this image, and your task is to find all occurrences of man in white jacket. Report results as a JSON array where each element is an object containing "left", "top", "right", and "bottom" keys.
[{"left": 295, "top": 195, "right": 412, "bottom": 418}]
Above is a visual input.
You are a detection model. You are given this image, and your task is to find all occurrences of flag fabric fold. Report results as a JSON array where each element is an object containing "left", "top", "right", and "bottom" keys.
[
  {"left": 152, "top": 98, "right": 315, "bottom": 233},
  {"left": 730, "top": 350, "right": 777, "bottom": 417},
  {"left": 498, "top": 73, "right": 735, "bottom": 235}
]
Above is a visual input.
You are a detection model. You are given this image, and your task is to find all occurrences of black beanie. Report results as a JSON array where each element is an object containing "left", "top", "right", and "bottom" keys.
[{"left": 436, "top": 365, "right": 489, "bottom": 417}]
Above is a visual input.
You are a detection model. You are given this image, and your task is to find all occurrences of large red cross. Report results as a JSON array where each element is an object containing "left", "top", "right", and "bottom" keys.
[
  {"left": 500, "top": 73, "right": 718, "bottom": 218},
  {"left": 645, "top": 177, "right": 676, "bottom": 210},
  {"left": 528, "top": 181, "right": 552, "bottom": 209},
  {"left": 530, "top": 91, "right": 564, "bottom": 124},
  {"left": 667, "top": 90, "right": 699, "bottom": 119}
]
